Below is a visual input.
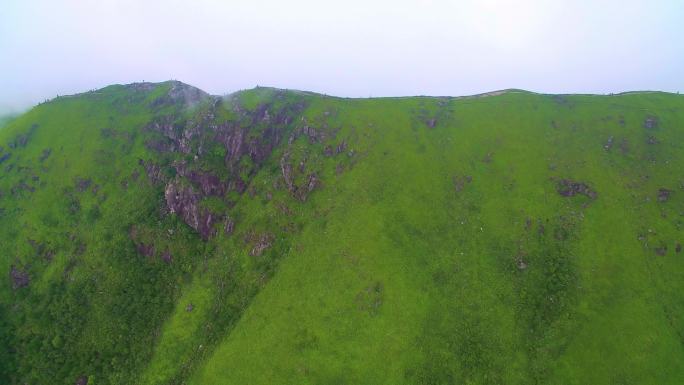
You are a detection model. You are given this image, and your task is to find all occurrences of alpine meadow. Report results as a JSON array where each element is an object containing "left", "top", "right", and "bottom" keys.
[{"left": 1, "top": 81, "right": 684, "bottom": 384}]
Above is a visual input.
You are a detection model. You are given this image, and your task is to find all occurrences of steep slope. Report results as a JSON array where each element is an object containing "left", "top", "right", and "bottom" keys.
[
  {"left": 0, "top": 82, "right": 318, "bottom": 384},
  {"left": 1, "top": 83, "right": 684, "bottom": 385}
]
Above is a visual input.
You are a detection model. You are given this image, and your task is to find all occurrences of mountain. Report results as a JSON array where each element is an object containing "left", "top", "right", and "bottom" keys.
[
  {"left": 1, "top": 81, "right": 684, "bottom": 385},
  {"left": 0, "top": 113, "right": 17, "bottom": 129}
]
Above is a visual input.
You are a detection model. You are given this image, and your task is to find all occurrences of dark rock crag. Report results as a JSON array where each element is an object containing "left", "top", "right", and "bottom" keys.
[
  {"left": 164, "top": 181, "right": 222, "bottom": 240},
  {"left": 556, "top": 179, "right": 597, "bottom": 200},
  {"left": 143, "top": 90, "right": 309, "bottom": 240},
  {"left": 10, "top": 265, "right": 30, "bottom": 289}
]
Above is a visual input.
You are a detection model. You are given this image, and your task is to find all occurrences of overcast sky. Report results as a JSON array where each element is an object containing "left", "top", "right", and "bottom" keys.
[{"left": 1, "top": 0, "right": 682, "bottom": 111}]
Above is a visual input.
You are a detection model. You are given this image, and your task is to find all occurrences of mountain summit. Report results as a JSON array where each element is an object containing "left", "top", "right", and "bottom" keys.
[{"left": 2, "top": 82, "right": 684, "bottom": 384}]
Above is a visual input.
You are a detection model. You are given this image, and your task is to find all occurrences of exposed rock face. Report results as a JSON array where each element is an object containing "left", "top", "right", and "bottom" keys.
[
  {"left": 39, "top": 148, "right": 52, "bottom": 162},
  {"left": 10, "top": 265, "right": 30, "bottom": 289},
  {"left": 172, "top": 164, "right": 229, "bottom": 197},
  {"left": 165, "top": 181, "right": 222, "bottom": 240},
  {"left": 657, "top": 188, "right": 672, "bottom": 202},
  {"left": 27, "top": 239, "right": 54, "bottom": 261},
  {"left": 643, "top": 115, "right": 659, "bottom": 129},
  {"left": 299, "top": 125, "right": 323, "bottom": 143},
  {"left": 140, "top": 159, "right": 165, "bottom": 186},
  {"left": 224, "top": 217, "right": 235, "bottom": 235},
  {"left": 279, "top": 152, "right": 319, "bottom": 202},
  {"left": 517, "top": 258, "right": 528, "bottom": 270},
  {"left": 453, "top": 175, "right": 473, "bottom": 192},
  {"left": 10, "top": 180, "right": 36, "bottom": 196},
  {"left": 146, "top": 117, "right": 195, "bottom": 154},
  {"left": 280, "top": 153, "right": 295, "bottom": 192},
  {"left": 161, "top": 250, "right": 173, "bottom": 263},
  {"left": 221, "top": 126, "right": 285, "bottom": 174},
  {"left": 0, "top": 153, "right": 11, "bottom": 164},
  {"left": 145, "top": 138, "right": 176, "bottom": 153},
  {"left": 8, "top": 125, "right": 37, "bottom": 149},
  {"left": 144, "top": 92, "right": 310, "bottom": 240},
  {"left": 249, "top": 233, "right": 274, "bottom": 256},
  {"left": 74, "top": 177, "right": 92, "bottom": 192},
  {"left": 165, "top": 182, "right": 198, "bottom": 225},
  {"left": 336, "top": 140, "right": 347, "bottom": 155},
  {"left": 136, "top": 242, "right": 155, "bottom": 258},
  {"left": 556, "top": 179, "right": 597, "bottom": 200},
  {"left": 148, "top": 96, "right": 300, "bottom": 168},
  {"left": 300, "top": 173, "right": 319, "bottom": 202}
]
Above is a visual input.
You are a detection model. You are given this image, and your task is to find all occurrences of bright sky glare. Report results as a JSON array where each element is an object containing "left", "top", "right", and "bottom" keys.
[{"left": 1, "top": 0, "right": 682, "bottom": 111}]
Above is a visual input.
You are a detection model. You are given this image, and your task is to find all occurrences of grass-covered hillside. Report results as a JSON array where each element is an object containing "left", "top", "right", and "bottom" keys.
[
  {"left": 1, "top": 82, "right": 684, "bottom": 385},
  {"left": 0, "top": 113, "right": 17, "bottom": 129}
]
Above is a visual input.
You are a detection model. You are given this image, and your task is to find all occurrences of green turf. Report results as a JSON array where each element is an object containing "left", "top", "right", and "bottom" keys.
[{"left": 1, "top": 83, "right": 683, "bottom": 384}]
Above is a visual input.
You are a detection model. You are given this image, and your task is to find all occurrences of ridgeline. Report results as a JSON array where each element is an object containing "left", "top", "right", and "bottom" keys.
[{"left": 2, "top": 81, "right": 684, "bottom": 384}]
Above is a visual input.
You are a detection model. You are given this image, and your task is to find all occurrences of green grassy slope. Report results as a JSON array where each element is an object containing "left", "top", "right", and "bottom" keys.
[
  {"left": 0, "top": 113, "right": 17, "bottom": 129},
  {"left": 1, "top": 83, "right": 683, "bottom": 385}
]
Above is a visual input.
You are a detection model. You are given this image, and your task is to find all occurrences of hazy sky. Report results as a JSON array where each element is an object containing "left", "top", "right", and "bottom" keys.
[{"left": 1, "top": 0, "right": 683, "bottom": 111}]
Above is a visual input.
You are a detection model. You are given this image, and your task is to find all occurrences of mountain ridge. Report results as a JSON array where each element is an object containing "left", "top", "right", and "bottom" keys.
[
  {"left": 1, "top": 81, "right": 684, "bottom": 384},
  {"left": 43, "top": 80, "right": 682, "bottom": 105}
]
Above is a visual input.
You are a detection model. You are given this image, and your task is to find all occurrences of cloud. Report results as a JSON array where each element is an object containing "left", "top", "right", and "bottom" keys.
[{"left": 0, "top": 0, "right": 682, "bottom": 109}]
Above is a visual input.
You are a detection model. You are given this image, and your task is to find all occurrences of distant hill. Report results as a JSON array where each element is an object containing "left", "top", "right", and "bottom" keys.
[{"left": 1, "top": 81, "right": 684, "bottom": 385}]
